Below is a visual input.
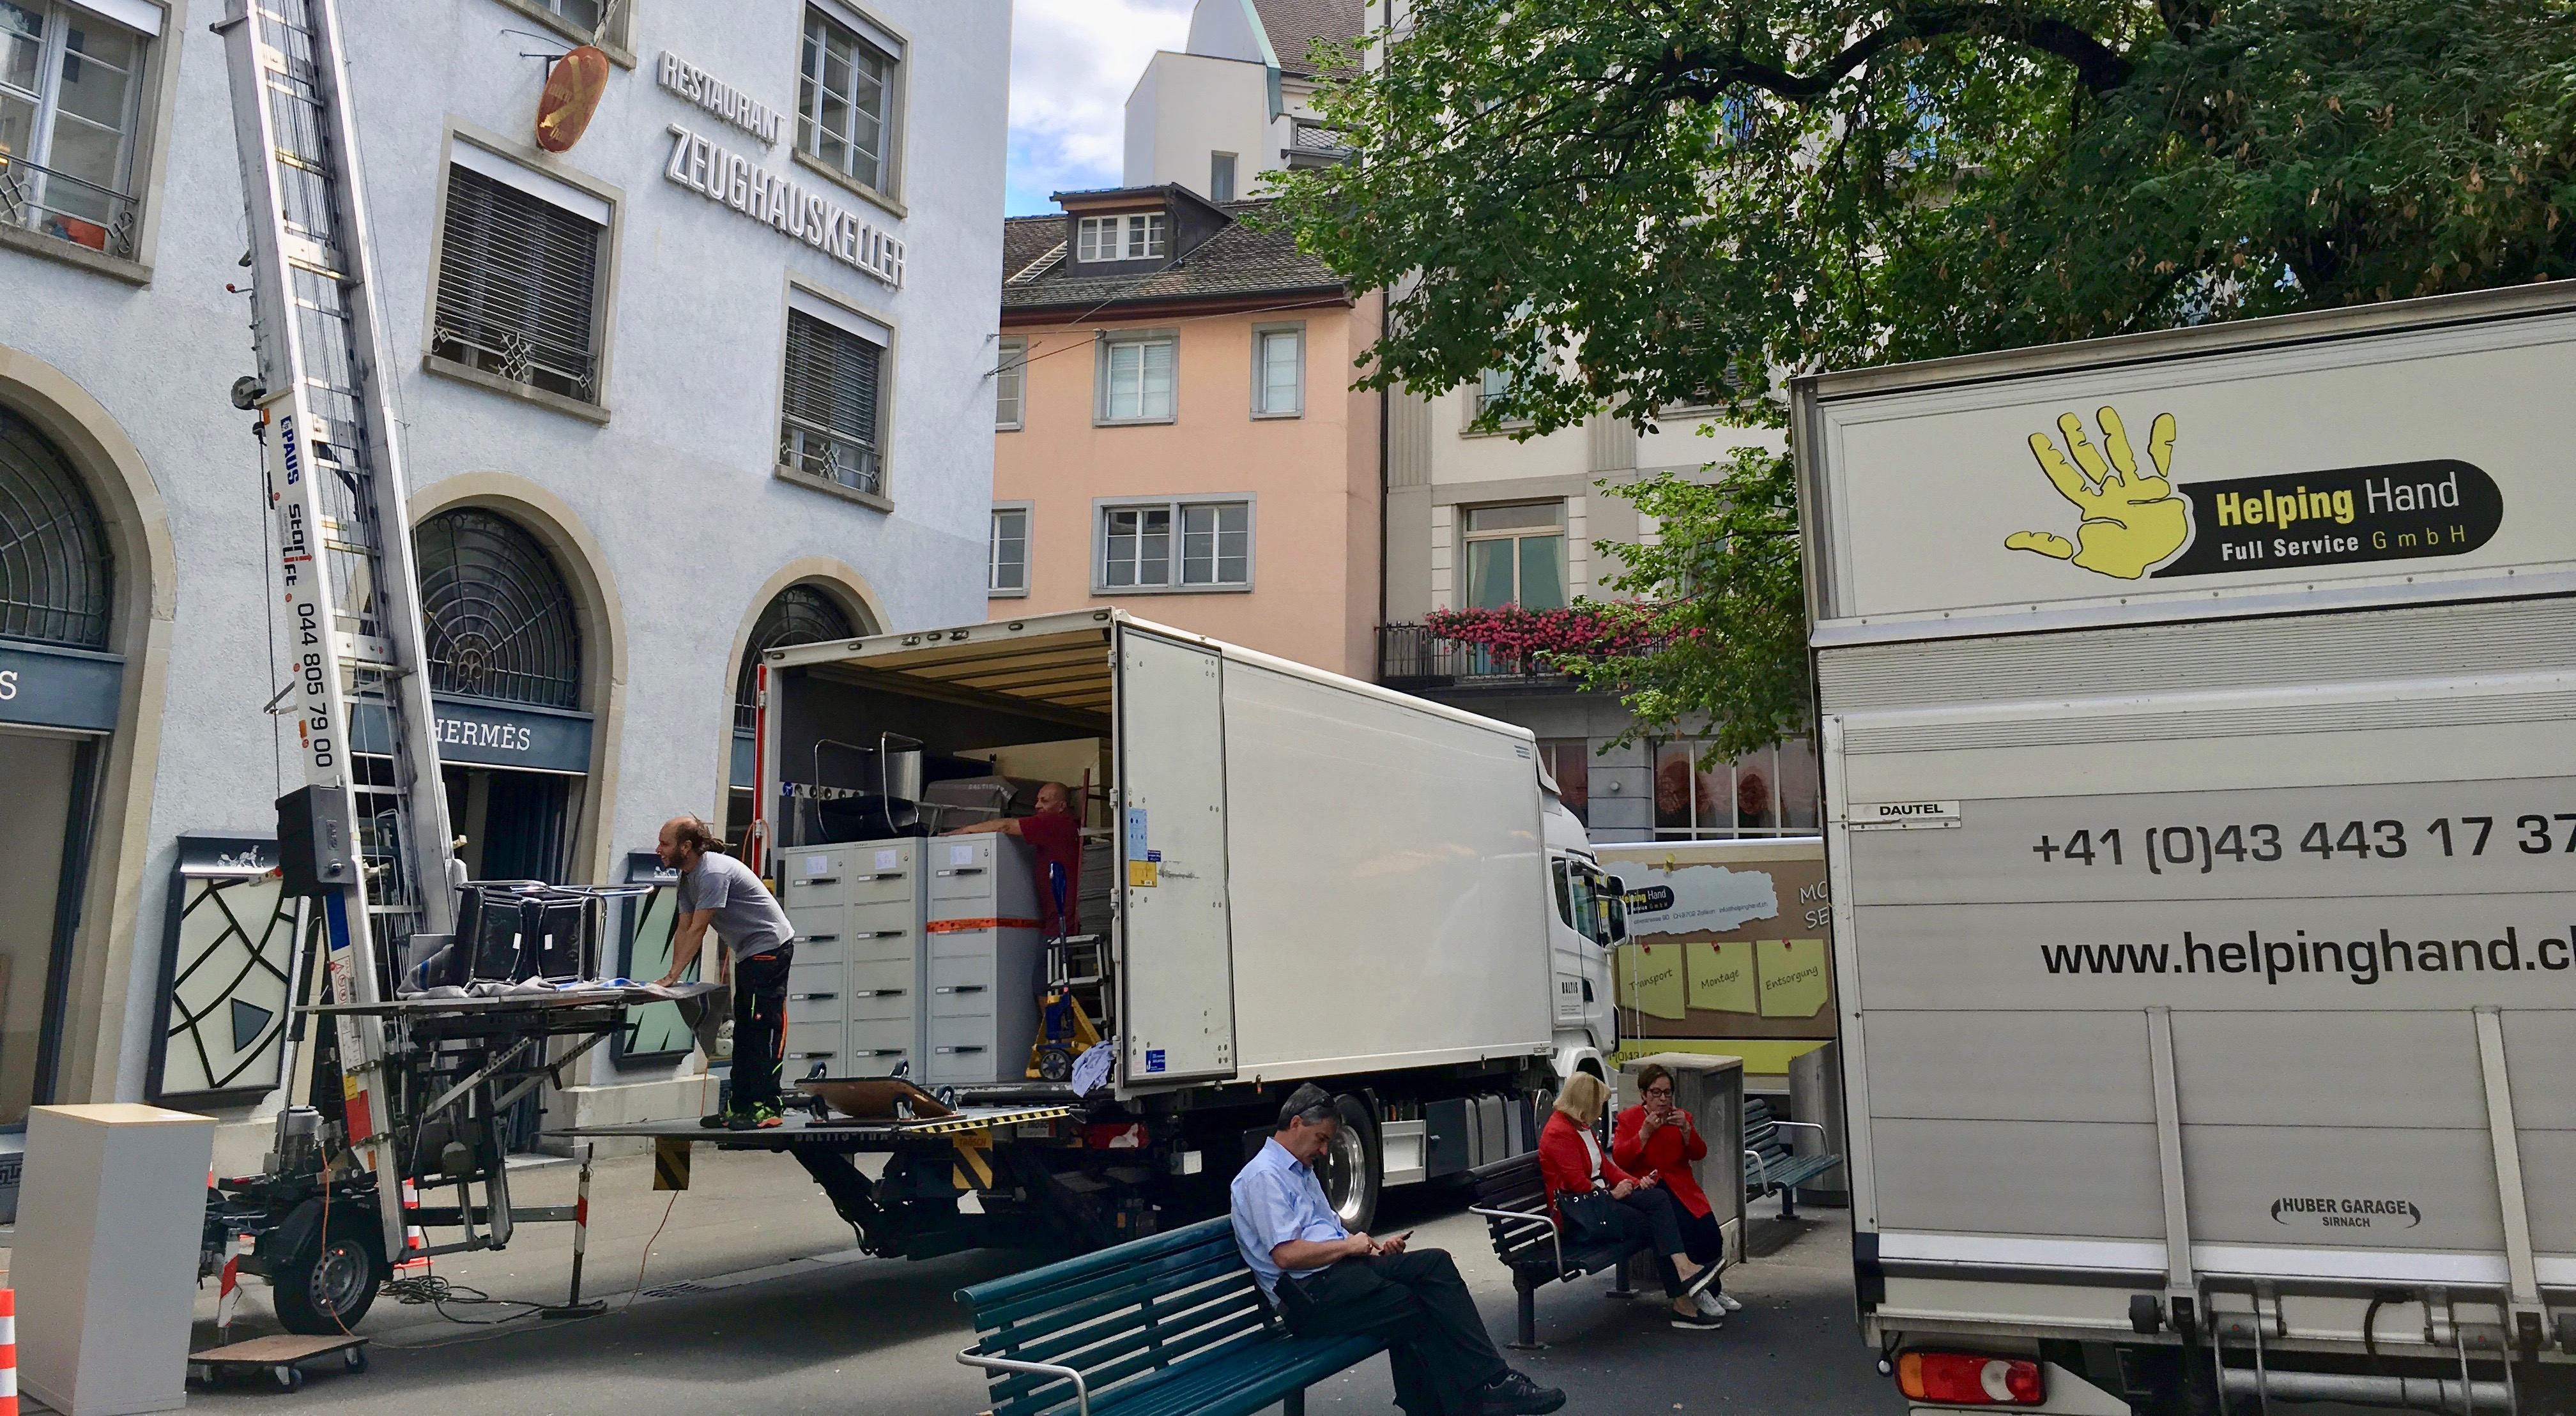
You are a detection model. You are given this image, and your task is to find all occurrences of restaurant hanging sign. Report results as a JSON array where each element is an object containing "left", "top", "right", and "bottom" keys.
[{"left": 663, "top": 123, "right": 904, "bottom": 288}]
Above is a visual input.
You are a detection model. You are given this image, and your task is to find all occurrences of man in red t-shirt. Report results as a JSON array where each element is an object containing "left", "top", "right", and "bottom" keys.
[{"left": 942, "top": 781, "right": 1082, "bottom": 935}]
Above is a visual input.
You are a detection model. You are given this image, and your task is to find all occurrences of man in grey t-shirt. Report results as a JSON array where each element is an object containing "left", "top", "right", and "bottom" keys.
[{"left": 655, "top": 816, "right": 795, "bottom": 1129}]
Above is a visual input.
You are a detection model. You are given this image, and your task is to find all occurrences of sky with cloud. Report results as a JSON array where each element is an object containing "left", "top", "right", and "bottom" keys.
[{"left": 1006, "top": 0, "right": 1196, "bottom": 216}]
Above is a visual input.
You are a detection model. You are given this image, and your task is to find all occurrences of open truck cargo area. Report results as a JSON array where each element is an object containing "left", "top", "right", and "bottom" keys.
[
  {"left": 1799, "top": 283, "right": 2576, "bottom": 1414},
  {"left": 589, "top": 609, "right": 1622, "bottom": 1259}
]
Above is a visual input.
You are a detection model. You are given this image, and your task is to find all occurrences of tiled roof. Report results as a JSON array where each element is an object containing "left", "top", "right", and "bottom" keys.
[
  {"left": 1256, "top": 0, "right": 1363, "bottom": 78},
  {"left": 999, "top": 200, "right": 1348, "bottom": 316}
]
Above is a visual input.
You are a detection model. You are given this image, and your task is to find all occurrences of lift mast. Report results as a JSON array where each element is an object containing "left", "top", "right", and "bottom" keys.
[{"left": 217, "top": 0, "right": 460, "bottom": 1261}]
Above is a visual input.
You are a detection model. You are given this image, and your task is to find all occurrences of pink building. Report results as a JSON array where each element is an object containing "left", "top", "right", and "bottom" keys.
[{"left": 990, "top": 185, "right": 1379, "bottom": 679}]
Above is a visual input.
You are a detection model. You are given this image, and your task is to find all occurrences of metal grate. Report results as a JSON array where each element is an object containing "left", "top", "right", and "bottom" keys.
[
  {"left": 0, "top": 405, "right": 114, "bottom": 649},
  {"left": 415, "top": 509, "right": 583, "bottom": 709},
  {"left": 429, "top": 164, "right": 603, "bottom": 403},
  {"left": 735, "top": 585, "right": 855, "bottom": 731},
  {"left": 778, "top": 309, "right": 883, "bottom": 494}
]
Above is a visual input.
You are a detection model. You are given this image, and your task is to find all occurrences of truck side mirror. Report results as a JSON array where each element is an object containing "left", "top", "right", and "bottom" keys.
[{"left": 1598, "top": 875, "right": 1627, "bottom": 945}]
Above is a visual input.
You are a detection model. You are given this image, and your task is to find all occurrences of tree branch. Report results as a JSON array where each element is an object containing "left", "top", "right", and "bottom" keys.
[{"left": 1665, "top": 4, "right": 2135, "bottom": 102}]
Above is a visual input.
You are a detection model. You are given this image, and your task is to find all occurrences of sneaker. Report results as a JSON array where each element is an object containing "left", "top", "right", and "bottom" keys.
[
  {"left": 1692, "top": 1290, "right": 1726, "bottom": 1318},
  {"left": 726, "top": 1104, "right": 783, "bottom": 1131},
  {"left": 1478, "top": 1371, "right": 1567, "bottom": 1415},
  {"left": 1680, "top": 1262, "right": 1722, "bottom": 1301},
  {"left": 1669, "top": 1309, "right": 1725, "bottom": 1332},
  {"left": 1715, "top": 1291, "right": 1744, "bottom": 1313},
  {"left": 698, "top": 1111, "right": 733, "bottom": 1129}
]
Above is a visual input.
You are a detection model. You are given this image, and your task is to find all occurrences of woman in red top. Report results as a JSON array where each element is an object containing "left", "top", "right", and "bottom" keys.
[
  {"left": 1537, "top": 1072, "right": 1726, "bottom": 1330},
  {"left": 1611, "top": 1063, "right": 1742, "bottom": 1313}
]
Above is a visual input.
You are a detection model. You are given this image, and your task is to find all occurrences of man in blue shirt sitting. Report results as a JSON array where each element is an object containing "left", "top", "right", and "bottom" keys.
[{"left": 1232, "top": 1084, "right": 1565, "bottom": 1415}]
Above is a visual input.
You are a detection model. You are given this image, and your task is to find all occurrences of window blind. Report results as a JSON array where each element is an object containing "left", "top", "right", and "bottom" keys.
[
  {"left": 780, "top": 308, "right": 884, "bottom": 495},
  {"left": 430, "top": 164, "right": 603, "bottom": 403}
]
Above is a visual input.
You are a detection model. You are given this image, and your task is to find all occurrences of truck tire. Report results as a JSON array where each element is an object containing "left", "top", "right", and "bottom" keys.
[
  {"left": 1313, "top": 1094, "right": 1381, "bottom": 1234},
  {"left": 272, "top": 1208, "right": 387, "bottom": 1334}
]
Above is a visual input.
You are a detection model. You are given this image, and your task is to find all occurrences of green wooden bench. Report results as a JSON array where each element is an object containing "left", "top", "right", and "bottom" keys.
[
  {"left": 1741, "top": 1096, "right": 1841, "bottom": 1220},
  {"left": 954, "top": 1216, "right": 1387, "bottom": 1416}
]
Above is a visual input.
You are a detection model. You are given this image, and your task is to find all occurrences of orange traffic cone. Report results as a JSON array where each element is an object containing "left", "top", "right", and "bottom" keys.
[{"left": 1, "top": 1286, "right": 18, "bottom": 1416}]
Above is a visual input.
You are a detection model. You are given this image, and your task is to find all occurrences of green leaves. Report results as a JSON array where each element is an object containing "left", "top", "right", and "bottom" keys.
[
  {"left": 1269, "top": 0, "right": 2576, "bottom": 755},
  {"left": 1563, "top": 448, "right": 1812, "bottom": 761}
]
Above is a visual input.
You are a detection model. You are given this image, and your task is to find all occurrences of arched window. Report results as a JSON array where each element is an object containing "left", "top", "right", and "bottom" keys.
[
  {"left": 0, "top": 406, "right": 113, "bottom": 650},
  {"left": 735, "top": 585, "right": 856, "bottom": 730},
  {"left": 415, "top": 508, "right": 583, "bottom": 708}
]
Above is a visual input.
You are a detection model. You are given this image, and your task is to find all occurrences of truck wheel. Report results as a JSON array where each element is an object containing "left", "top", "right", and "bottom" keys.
[
  {"left": 272, "top": 1210, "right": 387, "bottom": 1334},
  {"left": 1313, "top": 1094, "right": 1381, "bottom": 1233}
]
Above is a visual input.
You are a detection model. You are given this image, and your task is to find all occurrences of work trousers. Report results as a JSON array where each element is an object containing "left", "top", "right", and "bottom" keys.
[
  {"left": 729, "top": 947, "right": 792, "bottom": 1112},
  {"left": 1602, "top": 1187, "right": 1720, "bottom": 1300},
  {"left": 1278, "top": 1249, "right": 1507, "bottom": 1416}
]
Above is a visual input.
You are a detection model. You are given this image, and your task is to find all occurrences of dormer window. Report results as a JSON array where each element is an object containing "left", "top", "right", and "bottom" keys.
[{"left": 1078, "top": 213, "right": 1165, "bottom": 262}]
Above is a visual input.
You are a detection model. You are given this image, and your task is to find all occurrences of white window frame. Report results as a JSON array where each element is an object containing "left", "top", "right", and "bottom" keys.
[
  {"left": 1094, "top": 330, "right": 1177, "bottom": 426},
  {"left": 1648, "top": 738, "right": 1825, "bottom": 840},
  {"left": 1091, "top": 496, "right": 1255, "bottom": 595},
  {"left": 1250, "top": 322, "right": 1305, "bottom": 419},
  {"left": 994, "top": 336, "right": 1027, "bottom": 431},
  {"left": 988, "top": 502, "right": 1031, "bottom": 597},
  {"left": 1075, "top": 212, "right": 1167, "bottom": 262},
  {"left": 795, "top": 1, "right": 906, "bottom": 209},
  {"left": 0, "top": 0, "right": 153, "bottom": 266},
  {"left": 1460, "top": 501, "right": 1569, "bottom": 610}
]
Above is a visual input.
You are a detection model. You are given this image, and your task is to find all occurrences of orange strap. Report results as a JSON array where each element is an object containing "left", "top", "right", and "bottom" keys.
[{"left": 926, "top": 917, "right": 1039, "bottom": 934}]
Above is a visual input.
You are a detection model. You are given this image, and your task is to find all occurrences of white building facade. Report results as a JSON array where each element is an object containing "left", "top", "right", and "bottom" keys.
[
  {"left": 1122, "top": 0, "right": 1356, "bottom": 201},
  {"left": 1118, "top": 0, "right": 1816, "bottom": 842},
  {"left": 0, "top": 0, "right": 1008, "bottom": 1166}
]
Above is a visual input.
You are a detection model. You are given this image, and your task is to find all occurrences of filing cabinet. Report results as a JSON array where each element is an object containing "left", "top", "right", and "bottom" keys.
[{"left": 775, "top": 832, "right": 1044, "bottom": 1088}]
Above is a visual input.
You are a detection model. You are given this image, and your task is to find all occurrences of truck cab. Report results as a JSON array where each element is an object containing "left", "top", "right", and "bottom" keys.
[{"left": 1540, "top": 778, "right": 1621, "bottom": 1084}]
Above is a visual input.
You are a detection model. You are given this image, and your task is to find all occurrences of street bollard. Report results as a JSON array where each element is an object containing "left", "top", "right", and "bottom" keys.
[{"left": 539, "top": 1144, "right": 606, "bottom": 1319}]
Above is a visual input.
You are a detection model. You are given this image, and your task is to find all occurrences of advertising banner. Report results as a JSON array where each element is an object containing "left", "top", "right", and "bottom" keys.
[
  {"left": 1598, "top": 839, "right": 1835, "bottom": 1080},
  {"left": 1806, "top": 300, "right": 2576, "bottom": 640}
]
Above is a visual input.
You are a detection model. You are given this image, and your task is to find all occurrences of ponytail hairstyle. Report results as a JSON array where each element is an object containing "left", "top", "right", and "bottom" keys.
[{"left": 671, "top": 816, "right": 727, "bottom": 855}]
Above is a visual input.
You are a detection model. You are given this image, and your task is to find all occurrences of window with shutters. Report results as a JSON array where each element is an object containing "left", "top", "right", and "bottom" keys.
[
  {"left": 427, "top": 160, "right": 606, "bottom": 408},
  {"left": 1095, "top": 498, "right": 1251, "bottom": 593},
  {"left": 778, "top": 307, "right": 887, "bottom": 499}
]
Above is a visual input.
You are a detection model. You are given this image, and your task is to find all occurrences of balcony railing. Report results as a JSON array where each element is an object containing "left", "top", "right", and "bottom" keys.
[
  {"left": 1377, "top": 623, "right": 1574, "bottom": 690},
  {"left": 1282, "top": 118, "right": 1354, "bottom": 167},
  {"left": 0, "top": 155, "right": 140, "bottom": 261}
]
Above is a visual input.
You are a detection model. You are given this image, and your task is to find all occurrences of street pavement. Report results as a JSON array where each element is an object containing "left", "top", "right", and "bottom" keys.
[{"left": 23, "top": 1147, "right": 1909, "bottom": 1415}]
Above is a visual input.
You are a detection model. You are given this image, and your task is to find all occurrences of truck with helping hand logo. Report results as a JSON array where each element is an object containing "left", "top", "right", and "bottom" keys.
[{"left": 1798, "top": 282, "right": 2576, "bottom": 1415}]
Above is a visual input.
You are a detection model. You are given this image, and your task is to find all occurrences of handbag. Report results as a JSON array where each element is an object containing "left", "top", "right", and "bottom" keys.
[{"left": 1559, "top": 1187, "right": 1623, "bottom": 1247}]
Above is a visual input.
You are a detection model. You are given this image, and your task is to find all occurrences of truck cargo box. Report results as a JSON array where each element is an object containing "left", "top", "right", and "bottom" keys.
[
  {"left": 756, "top": 610, "right": 1556, "bottom": 1100},
  {"left": 1798, "top": 283, "right": 2576, "bottom": 1408}
]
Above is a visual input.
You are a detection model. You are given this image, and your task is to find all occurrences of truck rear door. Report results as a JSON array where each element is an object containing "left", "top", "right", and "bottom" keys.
[{"left": 1115, "top": 628, "right": 1237, "bottom": 1086}]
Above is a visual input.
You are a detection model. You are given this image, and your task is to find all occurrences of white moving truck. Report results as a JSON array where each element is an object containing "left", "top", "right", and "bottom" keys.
[
  {"left": 701, "top": 609, "right": 1623, "bottom": 1252},
  {"left": 1799, "top": 282, "right": 2576, "bottom": 1414}
]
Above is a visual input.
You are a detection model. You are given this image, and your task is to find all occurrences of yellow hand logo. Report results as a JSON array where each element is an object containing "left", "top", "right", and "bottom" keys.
[{"left": 2004, "top": 407, "right": 2188, "bottom": 579}]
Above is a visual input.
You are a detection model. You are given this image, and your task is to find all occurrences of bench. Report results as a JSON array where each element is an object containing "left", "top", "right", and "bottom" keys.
[
  {"left": 1741, "top": 1096, "right": 1841, "bottom": 1220},
  {"left": 1466, "top": 1150, "right": 1651, "bottom": 1350},
  {"left": 954, "top": 1215, "right": 1386, "bottom": 1416}
]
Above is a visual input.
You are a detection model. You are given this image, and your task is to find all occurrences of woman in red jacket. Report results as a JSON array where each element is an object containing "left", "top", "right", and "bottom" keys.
[
  {"left": 1611, "top": 1063, "right": 1742, "bottom": 1314},
  {"left": 1537, "top": 1072, "right": 1726, "bottom": 1330}
]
